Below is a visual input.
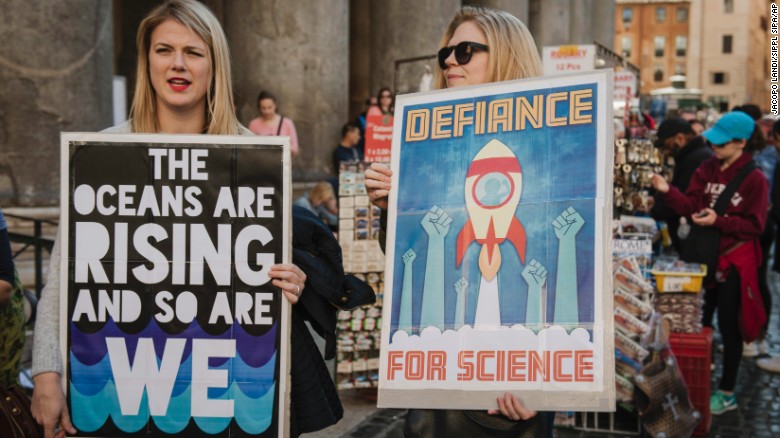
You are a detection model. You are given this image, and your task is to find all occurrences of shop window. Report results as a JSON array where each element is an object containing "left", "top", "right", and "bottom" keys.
[
  {"left": 655, "top": 36, "right": 666, "bottom": 57},
  {"left": 621, "top": 36, "right": 632, "bottom": 58},
  {"left": 654, "top": 68, "right": 664, "bottom": 82},
  {"left": 722, "top": 35, "right": 732, "bottom": 54},
  {"left": 656, "top": 7, "right": 667, "bottom": 23},
  {"left": 675, "top": 36, "right": 687, "bottom": 57},
  {"left": 623, "top": 7, "right": 633, "bottom": 25},
  {"left": 677, "top": 7, "right": 688, "bottom": 22}
]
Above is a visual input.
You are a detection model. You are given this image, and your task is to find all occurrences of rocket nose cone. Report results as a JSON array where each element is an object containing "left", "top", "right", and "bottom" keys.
[{"left": 474, "top": 139, "right": 516, "bottom": 161}]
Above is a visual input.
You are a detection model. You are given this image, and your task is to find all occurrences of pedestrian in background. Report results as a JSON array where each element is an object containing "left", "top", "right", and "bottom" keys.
[
  {"left": 31, "top": 2, "right": 308, "bottom": 438},
  {"left": 651, "top": 118, "right": 713, "bottom": 252},
  {"left": 294, "top": 182, "right": 339, "bottom": 232},
  {"left": 735, "top": 104, "right": 773, "bottom": 358},
  {"left": 651, "top": 111, "right": 768, "bottom": 415},
  {"left": 369, "top": 87, "right": 395, "bottom": 117},
  {"left": 757, "top": 118, "right": 780, "bottom": 374},
  {"left": 332, "top": 122, "right": 363, "bottom": 175},
  {"left": 0, "top": 208, "right": 41, "bottom": 438},
  {"left": 249, "top": 90, "right": 300, "bottom": 158},
  {"left": 366, "top": 5, "right": 550, "bottom": 437}
]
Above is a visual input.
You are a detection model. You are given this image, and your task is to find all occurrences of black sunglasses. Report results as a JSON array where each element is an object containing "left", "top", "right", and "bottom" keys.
[{"left": 437, "top": 41, "right": 489, "bottom": 70}]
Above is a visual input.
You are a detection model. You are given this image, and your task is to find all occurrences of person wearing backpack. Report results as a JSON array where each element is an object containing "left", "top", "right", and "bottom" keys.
[{"left": 651, "top": 111, "right": 769, "bottom": 415}]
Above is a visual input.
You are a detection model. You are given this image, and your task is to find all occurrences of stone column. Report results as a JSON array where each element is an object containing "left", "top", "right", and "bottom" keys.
[
  {"left": 592, "top": 0, "right": 616, "bottom": 50},
  {"left": 528, "top": 0, "right": 571, "bottom": 50},
  {"left": 568, "top": 0, "right": 594, "bottom": 44},
  {"left": 225, "top": 0, "right": 349, "bottom": 181},
  {"left": 463, "top": 0, "right": 529, "bottom": 24},
  {"left": 0, "top": 0, "right": 113, "bottom": 206},
  {"left": 368, "top": 0, "right": 460, "bottom": 95},
  {"left": 349, "top": 0, "right": 371, "bottom": 119}
]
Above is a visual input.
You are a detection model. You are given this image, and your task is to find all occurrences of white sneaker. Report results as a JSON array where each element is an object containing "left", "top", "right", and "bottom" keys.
[
  {"left": 757, "top": 357, "right": 780, "bottom": 373},
  {"left": 743, "top": 342, "right": 759, "bottom": 358},
  {"left": 758, "top": 339, "right": 770, "bottom": 356}
]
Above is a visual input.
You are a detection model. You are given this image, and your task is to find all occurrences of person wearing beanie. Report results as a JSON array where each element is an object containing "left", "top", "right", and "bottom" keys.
[
  {"left": 651, "top": 111, "right": 769, "bottom": 415},
  {"left": 651, "top": 118, "right": 713, "bottom": 252}
]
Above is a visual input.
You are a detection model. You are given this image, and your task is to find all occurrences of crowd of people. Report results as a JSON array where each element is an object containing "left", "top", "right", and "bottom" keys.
[
  {"left": 0, "top": 0, "right": 778, "bottom": 437},
  {"left": 650, "top": 107, "right": 776, "bottom": 415}
]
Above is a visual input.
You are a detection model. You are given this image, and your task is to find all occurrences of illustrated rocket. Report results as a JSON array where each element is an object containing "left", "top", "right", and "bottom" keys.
[{"left": 456, "top": 139, "right": 527, "bottom": 281}]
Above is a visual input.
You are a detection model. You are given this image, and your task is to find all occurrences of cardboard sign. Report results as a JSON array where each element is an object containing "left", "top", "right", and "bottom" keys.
[
  {"left": 542, "top": 44, "right": 597, "bottom": 76},
  {"left": 378, "top": 71, "right": 615, "bottom": 411},
  {"left": 365, "top": 108, "right": 394, "bottom": 163},
  {"left": 613, "top": 70, "right": 638, "bottom": 103},
  {"left": 59, "top": 133, "right": 291, "bottom": 437}
]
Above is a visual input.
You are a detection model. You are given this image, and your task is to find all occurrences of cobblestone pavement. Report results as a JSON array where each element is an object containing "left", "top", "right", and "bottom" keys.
[{"left": 320, "top": 272, "right": 780, "bottom": 438}]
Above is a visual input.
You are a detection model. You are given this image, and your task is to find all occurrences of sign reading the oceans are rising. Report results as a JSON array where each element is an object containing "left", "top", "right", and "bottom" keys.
[
  {"left": 378, "top": 71, "right": 615, "bottom": 411},
  {"left": 59, "top": 133, "right": 291, "bottom": 437}
]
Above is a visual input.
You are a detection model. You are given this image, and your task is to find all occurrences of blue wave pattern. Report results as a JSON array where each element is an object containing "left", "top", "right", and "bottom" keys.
[{"left": 68, "top": 319, "right": 277, "bottom": 435}]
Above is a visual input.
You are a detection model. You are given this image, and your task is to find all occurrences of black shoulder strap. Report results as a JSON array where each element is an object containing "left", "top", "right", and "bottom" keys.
[
  {"left": 276, "top": 116, "right": 284, "bottom": 135},
  {"left": 712, "top": 160, "right": 757, "bottom": 215}
]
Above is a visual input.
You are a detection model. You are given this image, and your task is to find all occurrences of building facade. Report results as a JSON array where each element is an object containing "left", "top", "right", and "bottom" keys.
[
  {"left": 614, "top": 0, "right": 691, "bottom": 95},
  {"left": 687, "top": 0, "right": 771, "bottom": 111},
  {"left": 615, "top": 0, "right": 772, "bottom": 110},
  {"left": 0, "top": 0, "right": 614, "bottom": 206}
]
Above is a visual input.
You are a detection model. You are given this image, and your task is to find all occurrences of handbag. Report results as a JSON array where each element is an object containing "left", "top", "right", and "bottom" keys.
[
  {"left": 404, "top": 409, "right": 547, "bottom": 438},
  {"left": 0, "top": 385, "right": 43, "bottom": 438},
  {"left": 633, "top": 315, "right": 700, "bottom": 438},
  {"left": 681, "top": 161, "right": 757, "bottom": 284}
]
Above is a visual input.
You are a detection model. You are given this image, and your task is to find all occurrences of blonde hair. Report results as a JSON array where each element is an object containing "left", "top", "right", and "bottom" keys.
[
  {"left": 309, "top": 182, "right": 335, "bottom": 206},
  {"left": 130, "top": 0, "right": 240, "bottom": 134},
  {"left": 434, "top": 6, "right": 542, "bottom": 90}
]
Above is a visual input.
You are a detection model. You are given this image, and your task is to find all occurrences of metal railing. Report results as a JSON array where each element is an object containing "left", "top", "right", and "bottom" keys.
[{"left": 5, "top": 212, "right": 56, "bottom": 296}]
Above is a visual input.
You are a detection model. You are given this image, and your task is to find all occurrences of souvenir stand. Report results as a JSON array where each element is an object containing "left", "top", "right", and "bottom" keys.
[
  {"left": 334, "top": 161, "right": 386, "bottom": 391},
  {"left": 560, "top": 126, "right": 712, "bottom": 436}
]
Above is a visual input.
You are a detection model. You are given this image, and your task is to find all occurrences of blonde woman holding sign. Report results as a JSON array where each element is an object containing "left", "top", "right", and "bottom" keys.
[
  {"left": 31, "top": 2, "right": 306, "bottom": 437},
  {"left": 365, "top": 6, "right": 550, "bottom": 437}
]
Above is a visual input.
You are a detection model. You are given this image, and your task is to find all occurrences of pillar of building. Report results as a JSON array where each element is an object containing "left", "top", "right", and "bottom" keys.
[
  {"left": 225, "top": 0, "right": 349, "bottom": 181},
  {"left": 368, "top": 0, "right": 460, "bottom": 95},
  {"left": 567, "top": 0, "right": 594, "bottom": 44},
  {"left": 528, "top": 0, "right": 571, "bottom": 50},
  {"left": 349, "top": 0, "right": 371, "bottom": 119},
  {"left": 0, "top": 0, "right": 113, "bottom": 206},
  {"left": 463, "top": 0, "right": 529, "bottom": 24},
  {"left": 592, "top": 0, "right": 616, "bottom": 50}
]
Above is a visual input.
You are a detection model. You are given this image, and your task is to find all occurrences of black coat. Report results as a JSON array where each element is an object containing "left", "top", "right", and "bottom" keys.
[
  {"left": 289, "top": 206, "right": 375, "bottom": 436},
  {"left": 652, "top": 136, "right": 713, "bottom": 251}
]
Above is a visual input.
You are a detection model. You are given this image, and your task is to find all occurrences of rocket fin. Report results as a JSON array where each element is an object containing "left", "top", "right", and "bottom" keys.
[
  {"left": 456, "top": 219, "right": 476, "bottom": 267},
  {"left": 506, "top": 216, "right": 527, "bottom": 264}
]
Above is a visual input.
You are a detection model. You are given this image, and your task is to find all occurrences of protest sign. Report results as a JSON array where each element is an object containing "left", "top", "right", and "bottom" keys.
[
  {"left": 542, "top": 44, "right": 597, "bottom": 76},
  {"left": 378, "top": 71, "right": 615, "bottom": 411},
  {"left": 365, "top": 108, "right": 394, "bottom": 163},
  {"left": 59, "top": 133, "right": 291, "bottom": 437},
  {"left": 613, "top": 70, "right": 638, "bottom": 103}
]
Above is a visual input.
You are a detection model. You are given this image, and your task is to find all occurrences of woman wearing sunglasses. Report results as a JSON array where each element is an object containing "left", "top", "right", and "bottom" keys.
[
  {"left": 365, "top": 6, "right": 549, "bottom": 437},
  {"left": 375, "top": 87, "right": 395, "bottom": 116},
  {"left": 651, "top": 111, "right": 768, "bottom": 416}
]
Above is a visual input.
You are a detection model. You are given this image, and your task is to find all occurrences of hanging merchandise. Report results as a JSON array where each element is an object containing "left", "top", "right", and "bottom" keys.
[
  {"left": 633, "top": 316, "right": 701, "bottom": 438},
  {"left": 335, "top": 161, "right": 385, "bottom": 390},
  {"left": 613, "top": 138, "right": 671, "bottom": 217}
]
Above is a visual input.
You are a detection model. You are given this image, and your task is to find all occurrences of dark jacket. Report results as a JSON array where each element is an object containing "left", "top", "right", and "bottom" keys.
[
  {"left": 290, "top": 206, "right": 375, "bottom": 436},
  {"left": 652, "top": 136, "right": 713, "bottom": 251}
]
